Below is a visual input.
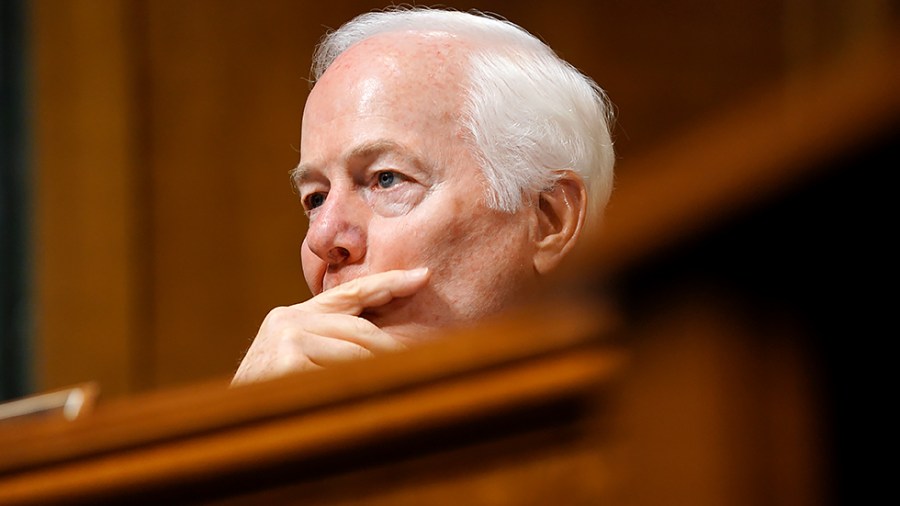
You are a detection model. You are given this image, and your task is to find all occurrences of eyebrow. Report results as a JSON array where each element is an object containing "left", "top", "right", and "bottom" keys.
[{"left": 291, "top": 139, "right": 423, "bottom": 190}]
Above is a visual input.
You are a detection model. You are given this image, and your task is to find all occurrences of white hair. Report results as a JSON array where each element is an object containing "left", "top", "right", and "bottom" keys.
[{"left": 311, "top": 6, "right": 615, "bottom": 219}]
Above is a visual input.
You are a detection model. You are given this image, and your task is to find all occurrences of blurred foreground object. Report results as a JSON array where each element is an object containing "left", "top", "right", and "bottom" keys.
[
  {"left": 0, "top": 383, "right": 98, "bottom": 425},
  {"left": 0, "top": 301, "right": 625, "bottom": 504}
]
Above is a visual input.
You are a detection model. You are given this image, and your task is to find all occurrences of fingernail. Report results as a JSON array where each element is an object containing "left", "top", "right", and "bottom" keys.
[{"left": 407, "top": 267, "right": 429, "bottom": 280}]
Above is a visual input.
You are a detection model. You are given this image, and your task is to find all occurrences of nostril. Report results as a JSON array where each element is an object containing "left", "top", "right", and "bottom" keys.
[{"left": 327, "top": 246, "right": 350, "bottom": 264}]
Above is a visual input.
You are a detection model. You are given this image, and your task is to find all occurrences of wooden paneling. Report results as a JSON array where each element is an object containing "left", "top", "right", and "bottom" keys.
[
  {"left": 31, "top": 0, "right": 144, "bottom": 397},
  {"left": 29, "top": 0, "right": 898, "bottom": 397},
  {"left": 568, "top": 28, "right": 900, "bottom": 278},
  {"left": 605, "top": 292, "right": 825, "bottom": 506},
  {"left": 20, "top": 3, "right": 895, "bottom": 503},
  {"left": 141, "top": 0, "right": 315, "bottom": 388}
]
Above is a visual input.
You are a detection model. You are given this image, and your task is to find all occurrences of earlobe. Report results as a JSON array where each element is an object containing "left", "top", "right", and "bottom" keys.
[{"left": 532, "top": 172, "right": 587, "bottom": 274}]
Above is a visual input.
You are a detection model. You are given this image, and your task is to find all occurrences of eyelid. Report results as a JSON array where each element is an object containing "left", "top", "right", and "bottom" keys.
[
  {"left": 303, "top": 191, "right": 323, "bottom": 205},
  {"left": 372, "top": 168, "right": 411, "bottom": 185},
  {"left": 297, "top": 181, "right": 328, "bottom": 213},
  {"left": 300, "top": 193, "right": 320, "bottom": 216},
  {"left": 297, "top": 177, "right": 327, "bottom": 194}
]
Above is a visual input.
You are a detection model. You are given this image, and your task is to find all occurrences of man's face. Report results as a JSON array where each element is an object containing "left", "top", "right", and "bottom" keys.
[{"left": 295, "top": 33, "right": 539, "bottom": 345}]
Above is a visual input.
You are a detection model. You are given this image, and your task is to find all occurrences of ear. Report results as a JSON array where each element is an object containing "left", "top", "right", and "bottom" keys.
[{"left": 532, "top": 171, "right": 587, "bottom": 275}]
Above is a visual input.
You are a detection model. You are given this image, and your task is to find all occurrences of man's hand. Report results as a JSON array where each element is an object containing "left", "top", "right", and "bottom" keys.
[{"left": 230, "top": 268, "right": 430, "bottom": 386}]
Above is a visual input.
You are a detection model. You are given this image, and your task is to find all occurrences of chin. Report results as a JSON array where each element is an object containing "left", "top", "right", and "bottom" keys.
[
  {"left": 380, "top": 321, "right": 442, "bottom": 346},
  {"left": 361, "top": 299, "right": 445, "bottom": 346}
]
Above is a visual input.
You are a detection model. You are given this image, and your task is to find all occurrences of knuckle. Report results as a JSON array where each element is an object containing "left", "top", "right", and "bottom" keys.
[
  {"left": 340, "top": 280, "right": 364, "bottom": 300},
  {"left": 351, "top": 316, "right": 371, "bottom": 335},
  {"left": 264, "top": 306, "right": 293, "bottom": 325},
  {"left": 355, "top": 346, "right": 374, "bottom": 361},
  {"left": 352, "top": 316, "right": 381, "bottom": 342}
]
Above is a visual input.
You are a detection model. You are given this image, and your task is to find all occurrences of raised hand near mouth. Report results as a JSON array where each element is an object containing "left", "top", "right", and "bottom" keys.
[{"left": 231, "top": 268, "right": 430, "bottom": 386}]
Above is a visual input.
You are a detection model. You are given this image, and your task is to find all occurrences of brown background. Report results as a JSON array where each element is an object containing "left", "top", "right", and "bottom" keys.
[
  {"left": 13, "top": 2, "right": 899, "bottom": 504},
  {"left": 27, "top": 0, "right": 896, "bottom": 397}
]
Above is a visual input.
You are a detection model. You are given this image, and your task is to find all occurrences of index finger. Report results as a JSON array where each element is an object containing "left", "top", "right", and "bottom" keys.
[{"left": 302, "top": 268, "right": 430, "bottom": 315}]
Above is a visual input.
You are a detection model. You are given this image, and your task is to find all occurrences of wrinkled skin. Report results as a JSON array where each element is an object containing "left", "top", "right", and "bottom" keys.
[{"left": 232, "top": 32, "right": 582, "bottom": 385}]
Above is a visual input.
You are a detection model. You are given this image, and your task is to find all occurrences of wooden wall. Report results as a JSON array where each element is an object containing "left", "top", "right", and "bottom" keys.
[{"left": 28, "top": 0, "right": 896, "bottom": 397}]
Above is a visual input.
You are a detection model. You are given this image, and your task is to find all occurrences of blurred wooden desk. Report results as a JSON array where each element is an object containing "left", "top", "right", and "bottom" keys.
[{"left": 0, "top": 303, "right": 624, "bottom": 505}]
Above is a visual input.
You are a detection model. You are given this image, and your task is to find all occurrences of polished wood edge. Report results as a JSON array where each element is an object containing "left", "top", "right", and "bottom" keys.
[
  {"left": 0, "top": 344, "right": 624, "bottom": 504},
  {"left": 0, "top": 299, "right": 621, "bottom": 476},
  {"left": 0, "top": 383, "right": 99, "bottom": 425}
]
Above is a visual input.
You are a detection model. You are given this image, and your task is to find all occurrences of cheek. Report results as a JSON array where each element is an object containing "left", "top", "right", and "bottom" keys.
[
  {"left": 300, "top": 237, "right": 324, "bottom": 294},
  {"left": 419, "top": 215, "right": 505, "bottom": 278},
  {"left": 432, "top": 209, "right": 534, "bottom": 299},
  {"left": 364, "top": 219, "right": 423, "bottom": 270}
]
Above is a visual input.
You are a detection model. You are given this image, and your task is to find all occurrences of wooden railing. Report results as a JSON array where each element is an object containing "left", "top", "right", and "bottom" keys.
[{"left": 0, "top": 302, "right": 623, "bottom": 505}]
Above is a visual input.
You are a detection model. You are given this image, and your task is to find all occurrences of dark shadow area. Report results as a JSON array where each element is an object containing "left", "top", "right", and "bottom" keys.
[
  {"left": 0, "top": 0, "right": 31, "bottom": 402},
  {"left": 612, "top": 117, "right": 898, "bottom": 505}
]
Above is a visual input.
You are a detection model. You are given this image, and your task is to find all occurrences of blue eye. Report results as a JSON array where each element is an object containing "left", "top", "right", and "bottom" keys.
[
  {"left": 377, "top": 171, "right": 396, "bottom": 188},
  {"left": 306, "top": 192, "right": 326, "bottom": 210}
]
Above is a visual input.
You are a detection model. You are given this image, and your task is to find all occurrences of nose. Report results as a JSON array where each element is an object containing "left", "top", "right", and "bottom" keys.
[{"left": 304, "top": 190, "right": 368, "bottom": 267}]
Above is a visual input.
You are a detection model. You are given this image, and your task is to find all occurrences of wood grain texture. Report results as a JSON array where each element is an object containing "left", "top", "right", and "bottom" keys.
[
  {"left": 28, "top": 0, "right": 897, "bottom": 399},
  {"left": 31, "top": 0, "right": 145, "bottom": 397}
]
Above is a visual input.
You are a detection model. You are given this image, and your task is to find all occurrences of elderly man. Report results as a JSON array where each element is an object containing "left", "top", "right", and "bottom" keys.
[{"left": 232, "top": 7, "right": 615, "bottom": 385}]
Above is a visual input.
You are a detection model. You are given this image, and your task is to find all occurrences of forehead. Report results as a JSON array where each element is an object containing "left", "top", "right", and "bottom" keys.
[
  {"left": 305, "top": 31, "right": 470, "bottom": 121},
  {"left": 298, "top": 32, "right": 474, "bottom": 173},
  {"left": 326, "top": 30, "right": 470, "bottom": 83}
]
